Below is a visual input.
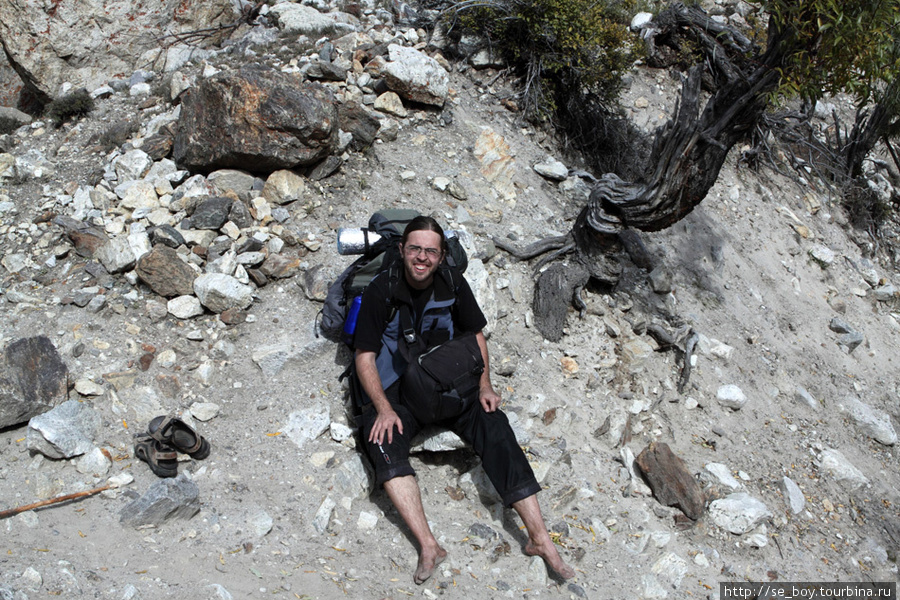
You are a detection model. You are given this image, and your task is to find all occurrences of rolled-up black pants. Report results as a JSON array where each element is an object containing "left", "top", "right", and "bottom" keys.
[{"left": 360, "top": 382, "right": 541, "bottom": 507}]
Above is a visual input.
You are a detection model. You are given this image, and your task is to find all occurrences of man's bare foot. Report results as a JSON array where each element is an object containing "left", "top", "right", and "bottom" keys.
[
  {"left": 525, "top": 540, "right": 576, "bottom": 580},
  {"left": 413, "top": 545, "right": 448, "bottom": 585}
]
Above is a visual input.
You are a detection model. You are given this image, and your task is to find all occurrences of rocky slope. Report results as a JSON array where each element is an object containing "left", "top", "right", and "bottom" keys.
[{"left": 1, "top": 2, "right": 899, "bottom": 599}]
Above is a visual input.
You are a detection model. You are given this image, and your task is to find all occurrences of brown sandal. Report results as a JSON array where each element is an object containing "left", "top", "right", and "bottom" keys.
[
  {"left": 148, "top": 415, "right": 210, "bottom": 460},
  {"left": 134, "top": 434, "right": 178, "bottom": 478}
]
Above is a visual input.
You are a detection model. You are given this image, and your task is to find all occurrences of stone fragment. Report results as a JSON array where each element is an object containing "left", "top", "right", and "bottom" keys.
[
  {"left": 635, "top": 442, "right": 705, "bottom": 520},
  {"left": 313, "top": 496, "right": 336, "bottom": 534},
  {"left": 716, "top": 384, "right": 747, "bottom": 410},
  {"left": 532, "top": 157, "right": 568, "bottom": 181},
  {"left": 193, "top": 273, "right": 254, "bottom": 313},
  {"left": 368, "top": 44, "right": 449, "bottom": 106},
  {"left": 708, "top": 492, "right": 771, "bottom": 534},
  {"left": 261, "top": 254, "right": 301, "bottom": 279},
  {"left": 119, "top": 473, "right": 201, "bottom": 527},
  {"left": 374, "top": 91, "right": 407, "bottom": 117},
  {"left": 838, "top": 396, "right": 897, "bottom": 445},
  {"left": 26, "top": 400, "right": 100, "bottom": 459},
  {"left": 284, "top": 406, "right": 330, "bottom": 449},
  {"left": 167, "top": 295, "right": 204, "bottom": 319},
  {"left": 779, "top": 476, "right": 805, "bottom": 514},
  {"left": 173, "top": 65, "right": 337, "bottom": 171},
  {"left": 704, "top": 463, "right": 741, "bottom": 490},
  {"left": 136, "top": 245, "right": 196, "bottom": 298},
  {"left": 262, "top": 169, "right": 308, "bottom": 205},
  {"left": 0, "top": 336, "right": 69, "bottom": 429},
  {"left": 819, "top": 448, "right": 869, "bottom": 491},
  {"left": 75, "top": 447, "right": 112, "bottom": 475},
  {"left": 808, "top": 244, "right": 835, "bottom": 267},
  {"left": 189, "top": 196, "right": 233, "bottom": 229}
]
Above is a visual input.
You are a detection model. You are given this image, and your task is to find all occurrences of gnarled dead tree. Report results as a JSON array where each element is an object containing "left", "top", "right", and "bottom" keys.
[{"left": 499, "top": 3, "right": 805, "bottom": 341}]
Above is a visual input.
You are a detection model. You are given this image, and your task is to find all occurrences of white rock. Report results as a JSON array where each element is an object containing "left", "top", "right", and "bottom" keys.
[
  {"left": 716, "top": 384, "right": 747, "bottom": 410},
  {"left": 357, "top": 510, "right": 378, "bottom": 531},
  {"left": 808, "top": 244, "right": 835, "bottom": 267},
  {"left": 532, "top": 157, "right": 568, "bottom": 181},
  {"left": 284, "top": 406, "right": 330, "bottom": 449},
  {"left": 74, "top": 379, "right": 105, "bottom": 396},
  {"left": 167, "top": 295, "right": 204, "bottom": 319},
  {"left": 75, "top": 447, "right": 112, "bottom": 475},
  {"left": 819, "top": 448, "right": 869, "bottom": 491},
  {"left": 313, "top": 496, "right": 336, "bottom": 534},
  {"left": 193, "top": 273, "right": 254, "bottom": 313},
  {"left": 779, "top": 476, "right": 805, "bottom": 514},
  {"left": 631, "top": 12, "right": 653, "bottom": 30},
  {"left": 838, "top": 396, "right": 897, "bottom": 445},
  {"left": 708, "top": 492, "right": 771, "bottom": 534},
  {"left": 189, "top": 402, "right": 220, "bottom": 421},
  {"left": 705, "top": 463, "right": 741, "bottom": 489}
]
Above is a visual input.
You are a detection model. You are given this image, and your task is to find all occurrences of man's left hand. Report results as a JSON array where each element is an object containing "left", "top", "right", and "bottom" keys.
[{"left": 479, "top": 386, "right": 501, "bottom": 413}]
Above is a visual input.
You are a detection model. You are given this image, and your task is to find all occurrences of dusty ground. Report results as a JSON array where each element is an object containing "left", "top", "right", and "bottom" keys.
[{"left": 1, "top": 28, "right": 899, "bottom": 600}]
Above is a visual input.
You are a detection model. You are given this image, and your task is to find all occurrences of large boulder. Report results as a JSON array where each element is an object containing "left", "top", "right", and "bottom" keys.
[
  {"left": 173, "top": 65, "right": 339, "bottom": 172},
  {"left": 0, "top": 0, "right": 238, "bottom": 104},
  {"left": 0, "top": 336, "right": 68, "bottom": 429},
  {"left": 366, "top": 44, "right": 449, "bottom": 107}
]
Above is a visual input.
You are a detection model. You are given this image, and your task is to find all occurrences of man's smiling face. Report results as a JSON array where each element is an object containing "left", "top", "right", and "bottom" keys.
[{"left": 401, "top": 230, "right": 444, "bottom": 290}]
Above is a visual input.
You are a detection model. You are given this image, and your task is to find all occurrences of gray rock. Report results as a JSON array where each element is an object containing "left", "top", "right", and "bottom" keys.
[
  {"left": 873, "top": 283, "right": 896, "bottom": 302},
  {"left": 149, "top": 224, "right": 186, "bottom": 249},
  {"left": 167, "top": 295, "right": 204, "bottom": 319},
  {"left": 312, "top": 496, "right": 336, "bottom": 534},
  {"left": 189, "top": 196, "right": 233, "bottom": 230},
  {"left": 26, "top": 399, "right": 100, "bottom": 459},
  {"left": 705, "top": 462, "right": 741, "bottom": 490},
  {"left": 838, "top": 331, "right": 864, "bottom": 353},
  {"left": 794, "top": 385, "right": 820, "bottom": 410},
  {"left": 208, "top": 169, "right": 255, "bottom": 201},
  {"left": 332, "top": 453, "right": 373, "bottom": 500},
  {"left": 648, "top": 266, "right": 674, "bottom": 293},
  {"left": 0, "top": 0, "right": 237, "bottom": 97},
  {"left": 193, "top": 273, "right": 254, "bottom": 313},
  {"left": 837, "top": 396, "right": 897, "bottom": 445},
  {"left": 819, "top": 448, "right": 869, "bottom": 490},
  {"left": 829, "top": 317, "right": 855, "bottom": 334},
  {"left": 412, "top": 427, "right": 468, "bottom": 452},
  {"left": 113, "top": 149, "right": 153, "bottom": 182},
  {"left": 0, "top": 336, "right": 69, "bottom": 429},
  {"left": 269, "top": 3, "right": 354, "bottom": 36},
  {"left": 119, "top": 473, "right": 201, "bottom": 527},
  {"left": 532, "top": 157, "right": 568, "bottom": 181},
  {"left": 370, "top": 44, "right": 449, "bottom": 107},
  {"left": 284, "top": 406, "right": 330, "bottom": 449},
  {"left": 95, "top": 237, "right": 137, "bottom": 273},
  {"left": 716, "top": 384, "right": 747, "bottom": 410},
  {"left": 808, "top": 244, "right": 835, "bottom": 267},
  {"left": 708, "top": 492, "right": 771, "bottom": 534},
  {"left": 779, "top": 476, "right": 805, "bottom": 514}
]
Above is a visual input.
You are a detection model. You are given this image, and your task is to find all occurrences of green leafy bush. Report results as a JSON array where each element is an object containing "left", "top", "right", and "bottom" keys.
[
  {"left": 450, "top": 0, "right": 637, "bottom": 121},
  {"left": 45, "top": 89, "right": 94, "bottom": 127}
]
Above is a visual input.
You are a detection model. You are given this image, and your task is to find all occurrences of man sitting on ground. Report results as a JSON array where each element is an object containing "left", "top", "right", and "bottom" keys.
[{"left": 354, "top": 215, "right": 575, "bottom": 584}]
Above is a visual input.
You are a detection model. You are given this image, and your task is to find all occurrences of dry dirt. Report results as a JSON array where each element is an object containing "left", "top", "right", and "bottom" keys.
[{"left": 0, "top": 43, "right": 899, "bottom": 600}]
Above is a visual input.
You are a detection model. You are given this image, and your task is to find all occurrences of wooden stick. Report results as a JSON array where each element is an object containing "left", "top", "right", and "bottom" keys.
[{"left": 0, "top": 483, "right": 113, "bottom": 520}]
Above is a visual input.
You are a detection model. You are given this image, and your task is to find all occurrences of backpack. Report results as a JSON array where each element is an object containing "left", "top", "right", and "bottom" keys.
[{"left": 316, "top": 208, "right": 468, "bottom": 347}]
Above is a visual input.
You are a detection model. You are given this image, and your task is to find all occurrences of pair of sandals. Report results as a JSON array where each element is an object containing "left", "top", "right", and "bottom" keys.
[{"left": 134, "top": 415, "right": 211, "bottom": 478}]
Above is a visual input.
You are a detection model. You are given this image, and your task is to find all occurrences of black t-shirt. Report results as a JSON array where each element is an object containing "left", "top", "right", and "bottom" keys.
[{"left": 354, "top": 268, "right": 487, "bottom": 353}]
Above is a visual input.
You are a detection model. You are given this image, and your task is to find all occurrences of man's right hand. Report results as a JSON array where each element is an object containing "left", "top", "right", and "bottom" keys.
[{"left": 369, "top": 408, "right": 403, "bottom": 445}]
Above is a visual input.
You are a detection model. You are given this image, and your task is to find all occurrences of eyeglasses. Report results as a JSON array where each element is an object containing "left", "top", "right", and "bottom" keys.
[{"left": 403, "top": 244, "right": 442, "bottom": 259}]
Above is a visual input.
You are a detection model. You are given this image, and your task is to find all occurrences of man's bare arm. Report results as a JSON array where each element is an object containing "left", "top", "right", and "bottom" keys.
[
  {"left": 355, "top": 350, "right": 404, "bottom": 444},
  {"left": 475, "top": 331, "right": 500, "bottom": 412}
]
